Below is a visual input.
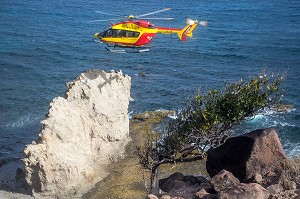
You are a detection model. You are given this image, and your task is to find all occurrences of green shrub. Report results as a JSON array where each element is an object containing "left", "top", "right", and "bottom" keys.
[
  {"left": 139, "top": 71, "right": 285, "bottom": 168},
  {"left": 157, "top": 71, "right": 285, "bottom": 162}
]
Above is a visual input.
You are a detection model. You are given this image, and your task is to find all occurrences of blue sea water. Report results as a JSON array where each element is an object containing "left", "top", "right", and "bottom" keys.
[{"left": 0, "top": 0, "right": 300, "bottom": 181}]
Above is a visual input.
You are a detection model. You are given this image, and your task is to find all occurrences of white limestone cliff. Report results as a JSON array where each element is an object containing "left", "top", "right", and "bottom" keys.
[{"left": 23, "top": 70, "right": 131, "bottom": 198}]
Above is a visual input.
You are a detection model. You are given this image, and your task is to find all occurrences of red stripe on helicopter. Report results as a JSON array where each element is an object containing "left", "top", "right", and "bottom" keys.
[
  {"left": 135, "top": 33, "right": 157, "bottom": 46},
  {"left": 157, "top": 27, "right": 181, "bottom": 31}
]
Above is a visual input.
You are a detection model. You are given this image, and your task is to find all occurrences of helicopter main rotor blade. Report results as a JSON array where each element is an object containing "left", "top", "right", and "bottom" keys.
[
  {"left": 95, "top": 11, "right": 122, "bottom": 17},
  {"left": 136, "top": 8, "right": 172, "bottom": 18},
  {"left": 139, "top": 17, "right": 174, "bottom": 20},
  {"left": 89, "top": 18, "right": 124, "bottom": 22}
]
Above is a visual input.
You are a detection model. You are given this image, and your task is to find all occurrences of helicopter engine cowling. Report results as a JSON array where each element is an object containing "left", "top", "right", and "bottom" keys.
[{"left": 135, "top": 20, "right": 157, "bottom": 29}]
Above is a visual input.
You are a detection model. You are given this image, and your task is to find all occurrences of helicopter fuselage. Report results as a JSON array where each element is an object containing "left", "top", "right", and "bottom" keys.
[{"left": 95, "top": 20, "right": 160, "bottom": 47}]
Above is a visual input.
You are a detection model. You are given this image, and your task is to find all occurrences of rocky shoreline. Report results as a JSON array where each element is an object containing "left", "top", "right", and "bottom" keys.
[
  {"left": 1, "top": 70, "right": 299, "bottom": 199},
  {"left": 2, "top": 110, "right": 299, "bottom": 199},
  {"left": 148, "top": 128, "right": 300, "bottom": 199}
]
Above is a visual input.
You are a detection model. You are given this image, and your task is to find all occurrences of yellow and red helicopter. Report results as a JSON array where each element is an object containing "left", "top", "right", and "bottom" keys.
[{"left": 91, "top": 8, "right": 208, "bottom": 52}]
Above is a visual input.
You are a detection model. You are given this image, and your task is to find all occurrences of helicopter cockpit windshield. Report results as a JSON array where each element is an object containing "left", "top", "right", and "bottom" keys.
[{"left": 97, "top": 27, "right": 110, "bottom": 38}]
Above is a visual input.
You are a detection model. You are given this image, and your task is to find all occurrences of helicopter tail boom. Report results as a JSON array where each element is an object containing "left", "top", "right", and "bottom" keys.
[{"left": 157, "top": 18, "right": 207, "bottom": 41}]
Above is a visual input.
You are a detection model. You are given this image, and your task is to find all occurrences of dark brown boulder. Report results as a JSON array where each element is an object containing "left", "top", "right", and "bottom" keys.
[
  {"left": 196, "top": 189, "right": 219, "bottom": 199},
  {"left": 147, "top": 194, "right": 159, "bottom": 199},
  {"left": 159, "top": 172, "right": 184, "bottom": 192},
  {"left": 184, "top": 175, "right": 199, "bottom": 185},
  {"left": 184, "top": 175, "right": 209, "bottom": 185},
  {"left": 218, "top": 183, "right": 270, "bottom": 199},
  {"left": 210, "top": 170, "right": 240, "bottom": 192},
  {"left": 206, "top": 128, "right": 287, "bottom": 182},
  {"left": 267, "top": 183, "right": 284, "bottom": 195},
  {"left": 269, "top": 189, "right": 300, "bottom": 199}
]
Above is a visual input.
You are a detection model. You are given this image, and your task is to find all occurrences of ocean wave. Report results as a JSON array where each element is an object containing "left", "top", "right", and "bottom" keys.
[
  {"left": 129, "top": 97, "right": 134, "bottom": 102},
  {"left": 246, "top": 114, "right": 298, "bottom": 128},
  {"left": 273, "top": 121, "right": 296, "bottom": 128},
  {"left": 128, "top": 111, "right": 133, "bottom": 119},
  {"left": 284, "top": 143, "right": 300, "bottom": 158},
  {"left": 168, "top": 114, "right": 177, "bottom": 120},
  {"left": 3, "top": 115, "right": 38, "bottom": 129}
]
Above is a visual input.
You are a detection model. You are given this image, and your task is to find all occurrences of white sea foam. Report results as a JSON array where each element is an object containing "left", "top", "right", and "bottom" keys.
[
  {"left": 3, "top": 114, "right": 41, "bottom": 129},
  {"left": 285, "top": 144, "right": 300, "bottom": 158},
  {"left": 168, "top": 114, "right": 177, "bottom": 120},
  {"left": 128, "top": 111, "right": 133, "bottom": 119},
  {"left": 251, "top": 114, "right": 265, "bottom": 120},
  {"left": 245, "top": 108, "right": 298, "bottom": 128},
  {"left": 129, "top": 97, "right": 134, "bottom": 101},
  {"left": 5, "top": 115, "right": 31, "bottom": 128},
  {"left": 273, "top": 120, "right": 296, "bottom": 127}
]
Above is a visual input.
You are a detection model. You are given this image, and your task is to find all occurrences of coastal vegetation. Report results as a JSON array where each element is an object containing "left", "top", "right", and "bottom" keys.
[
  {"left": 136, "top": 70, "right": 286, "bottom": 189},
  {"left": 83, "top": 111, "right": 175, "bottom": 198}
]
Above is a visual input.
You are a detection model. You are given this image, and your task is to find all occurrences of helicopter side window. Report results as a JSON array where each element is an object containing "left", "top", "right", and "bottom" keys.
[
  {"left": 112, "top": 29, "right": 126, "bottom": 37},
  {"left": 119, "top": 30, "right": 126, "bottom": 37},
  {"left": 124, "top": 31, "right": 140, "bottom": 37},
  {"left": 125, "top": 31, "right": 133, "bottom": 37},
  {"left": 107, "top": 29, "right": 140, "bottom": 38},
  {"left": 112, "top": 30, "right": 118, "bottom": 37}
]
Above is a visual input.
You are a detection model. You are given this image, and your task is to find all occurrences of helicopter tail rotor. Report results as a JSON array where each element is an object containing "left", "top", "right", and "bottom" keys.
[
  {"left": 186, "top": 18, "right": 208, "bottom": 27},
  {"left": 199, "top": 21, "right": 208, "bottom": 27},
  {"left": 178, "top": 18, "right": 208, "bottom": 41}
]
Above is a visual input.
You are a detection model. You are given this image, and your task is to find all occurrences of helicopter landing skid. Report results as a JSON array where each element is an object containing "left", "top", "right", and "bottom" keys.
[{"left": 105, "top": 47, "right": 150, "bottom": 53}]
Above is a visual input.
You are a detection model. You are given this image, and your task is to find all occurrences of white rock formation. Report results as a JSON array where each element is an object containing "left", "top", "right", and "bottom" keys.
[{"left": 23, "top": 70, "right": 131, "bottom": 198}]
